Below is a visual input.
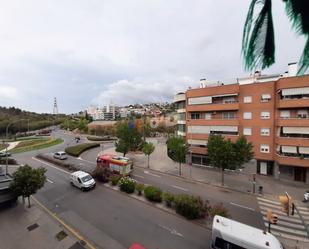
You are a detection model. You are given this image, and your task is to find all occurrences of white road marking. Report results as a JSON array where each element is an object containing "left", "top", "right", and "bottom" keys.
[
  {"left": 172, "top": 185, "right": 188, "bottom": 192},
  {"left": 263, "top": 222, "right": 307, "bottom": 236},
  {"left": 78, "top": 157, "right": 96, "bottom": 165},
  {"left": 262, "top": 216, "right": 305, "bottom": 229},
  {"left": 257, "top": 197, "right": 280, "bottom": 205},
  {"left": 271, "top": 231, "right": 309, "bottom": 243},
  {"left": 32, "top": 157, "right": 69, "bottom": 175},
  {"left": 230, "top": 202, "right": 255, "bottom": 212},
  {"left": 134, "top": 174, "right": 145, "bottom": 179},
  {"left": 258, "top": 201, "right": 282, "bottom": 210},
  {"left": 47, "top": 179, "right": 54, "bottom": 184},
  {"left": 158, "top": 224, "right": 183, "bottom": 237},
  {"left": 143, "top": 170, "right": 161, "bottom": 178},
  {"left": 260, "top": 211, "right": 303, "bottom": 224}
]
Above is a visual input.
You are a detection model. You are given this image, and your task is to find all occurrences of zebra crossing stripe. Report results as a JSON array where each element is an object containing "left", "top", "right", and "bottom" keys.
[
  {"left": 297, "top": 206, "right": 309, "bottom": 211},
  {"left": 270, "top": 231, "right": 309, "bottom": 243},
  {"left": 262, "top": 216, "right": 305, "bottom": 229},
  {"left": 261, "top": 211, "right": 303, "bottom": 224},
  {"left": 257, "top": 197, "right": 280, "bottom": 205},
  {"left": 264, "top": 222, "right": 307, "bottom": 236},
  {"left": 258, "top": 201, "right": 283, "bottom": 210}
]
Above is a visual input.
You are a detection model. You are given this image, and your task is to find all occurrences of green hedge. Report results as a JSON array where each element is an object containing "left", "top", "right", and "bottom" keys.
[
  {"left": 65, "top": 143, "right": 100, "bottom": 157},
  {"left": 87, "top": 136, "right": 116, "bottom": 141},
  {"left": 144, "top": 186, "right": 162, "bottom": 202},
  {"left": 9, "top": 138, "right": 63, "bottom": 154}
]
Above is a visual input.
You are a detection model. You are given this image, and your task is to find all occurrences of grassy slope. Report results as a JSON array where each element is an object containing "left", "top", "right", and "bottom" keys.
[{"left": 9, "top": 138, "right": 63, "bottom": 153}]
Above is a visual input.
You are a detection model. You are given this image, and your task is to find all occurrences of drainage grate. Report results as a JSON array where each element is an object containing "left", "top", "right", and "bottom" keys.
[
  {"left": 27, "top": 223, "right": 39, "bottom": 231},
  {"left": 55, "top": 230, "right": 67, "bottom": 241}
]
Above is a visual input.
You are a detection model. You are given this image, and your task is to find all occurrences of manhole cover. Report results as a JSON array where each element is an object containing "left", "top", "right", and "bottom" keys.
[
  {"left": 55, "top": 230, "right": 67, "bottom": 241},
  {"left": 27, "top": 223, "right": 39, "bottom": 231}
]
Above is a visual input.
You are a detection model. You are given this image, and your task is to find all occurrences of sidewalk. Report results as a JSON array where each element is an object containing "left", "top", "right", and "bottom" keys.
[
  {"left": 0, "top": 199, "right": 85, "bottom": 249},
  {"left": 104, "top": 137, "right": 308, "bottom": 201}
]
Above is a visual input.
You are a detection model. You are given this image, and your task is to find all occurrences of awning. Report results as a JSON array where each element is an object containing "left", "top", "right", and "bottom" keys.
[
  {"left": 188, "top": 96, "right": 212, "bottom": 105},
  {"left": 281, "top": 146, "right": 297, "bottom": 153},
  {"left": 299, "top": 147, "right": 309, "bottom": 154},
  {"left": 188, "top": 139, "right": 207, "bottom": 146},
  {"left": 283, "top": 127, "right": 309, "bottom": 134},
  {"left": 261, "top": 94, "right": 271, "bottom": 99},
  {"left": 210, "top": 126, "right": 238, "bottom": 132},
  {"left": 188, "top": 125, "right": 210, "bottom": 134},
  {"left": 282, "top": 87, "right": 309, "bottom": 96},
  {"left": 212, "top": 93, "right": 238, "bottom": 98}
]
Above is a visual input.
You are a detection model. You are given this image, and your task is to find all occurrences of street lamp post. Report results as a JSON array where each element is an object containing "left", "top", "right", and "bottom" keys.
[{"left": 5, "top": 119, "right": 29, "bottom": 175}]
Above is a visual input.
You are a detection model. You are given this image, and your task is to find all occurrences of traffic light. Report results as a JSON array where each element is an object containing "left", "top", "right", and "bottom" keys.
[{"left": 279, "top": 195, "right": 290, "bottom": 216}]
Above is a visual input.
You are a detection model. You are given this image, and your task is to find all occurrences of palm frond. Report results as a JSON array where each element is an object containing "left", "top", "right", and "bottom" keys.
[
  {"left": 285, "top": 0, "right": 309, "bottom": 75},
  {"left": 242, "top": 0, "right": 275, "bottom": 71}
]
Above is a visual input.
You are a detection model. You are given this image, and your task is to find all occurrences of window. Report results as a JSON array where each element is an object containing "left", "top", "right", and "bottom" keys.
[
  {"left": 280, "top": 110, "right": 290, "bottom": 119},
  {"left": 205, "top": 112, "right": 212, "bottom": 120},
  {"left": 243, "top": 112, "right": 252, "bottom": 119},
  {"left": 261, "top": 128, "right": 270, "bottom": 136},
  {"left": 243, "top": 128, "right": 252, "bottom": 136},
  {"left": 191, "top": 113, "right": 200, "bottom": 119},
  {"left": 223, "top": 97, "right": 236, "bottom": 104},
  {"left": 243, "top": 96, "right": 252, "bottom": 103},
  {"left": 261, "top": 93, "right": 271, "bottom": 102},
  {"left": 261, "top": 111, "right": 270, "bottom": 119},
  {"left": 223, "top": 112, "right": 236, "bottom": 119},
  {"left": 260, "top": 144, "right": 270, "bottom": 153},
  {"left": 297, "top": 110, "right": 308, "bottom": 119}
]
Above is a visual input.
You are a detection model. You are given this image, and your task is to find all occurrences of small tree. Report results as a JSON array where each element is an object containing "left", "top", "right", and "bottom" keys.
[
  {"left": 115, "top": 139, "right": 129, "bottom": 156},
  {"left": 10, "top": 165, "right": 47, "bottom": 207},
  {"left": 142, "top": 142, "right": 155, "bottom": 168},
  {"left": 207, "top": 135, "right": 253, "bottom": 186},
  {"left": 167, "top": 137, "right": 188, "bottom": 176}
]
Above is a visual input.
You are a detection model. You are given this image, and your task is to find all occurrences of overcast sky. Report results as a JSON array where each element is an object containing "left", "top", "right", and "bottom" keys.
[{"left": 0, "top": 0, "right": 305, "bottom": 113}]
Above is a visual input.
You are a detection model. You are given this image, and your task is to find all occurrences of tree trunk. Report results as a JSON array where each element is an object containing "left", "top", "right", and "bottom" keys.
[
  {"left": 147, "top": 155, "right": 150, "bottom": 169},
  {"left": 123, "top": 152, "right": 126, "bottom": 157},
  {"left": 221, "top": 168, "right": 225, "bottom": 186},
  {"left": 22, "top": 196, "right": 25, "bottom": 204},
  {"left": 179, "top": 163, "right": 182, "bottom": 176},
  {"left": 27, "top": 196, "right": 31, "bottom": 208}
]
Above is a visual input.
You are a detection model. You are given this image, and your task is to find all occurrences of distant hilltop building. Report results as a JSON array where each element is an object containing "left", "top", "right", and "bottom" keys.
[{"left": 87, "top": 103, "right": 119, "bottom": 121}]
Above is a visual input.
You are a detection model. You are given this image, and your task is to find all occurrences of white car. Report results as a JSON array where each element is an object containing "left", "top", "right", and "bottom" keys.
[
  {"left": 70, "top": 171, "right": 96, "bottom": 191},
  {"left": 53, "top": 151, "right": 67, "bottom": 160}
]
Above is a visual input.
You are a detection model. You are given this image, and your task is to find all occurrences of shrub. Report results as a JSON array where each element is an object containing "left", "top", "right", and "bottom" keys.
[
  {"left": 174, "top": 194, "right": 209, "bottom": 220},
  {"left": 162, "top": 192, "right": 175, "bottom": 207},
  {"left": 210, "top": 203, "right": 230, "bottom": 218},
  {"left": 144, "top": 186, "right": 162, "bottom": 202},
  {"left": 65, "top": 143, "right": 100, "bottom": 157},
  {"left": 91, "top": 167, "right": 111, "bottom": 183},
  {"left": 118, "top": 177, "right": 136, "bottom": 194},
  {"left": 136, "top": 183, "right": 145, "bottom": 196},
  {"left": 87, "top": 136, "right": 116, "bottom": 141},
  {"left": 110, "top": 175, "right": 121, "bottom": 186}
]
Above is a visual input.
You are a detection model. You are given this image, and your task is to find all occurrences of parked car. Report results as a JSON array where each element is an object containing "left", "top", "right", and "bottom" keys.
[
  {"left": 0, "top": 152, "right": 11, "bottom": 158},
  {"left": 70, "top": 171, "right": 96, "bottom": 191},
  {"left": 53, "top": 151, "right": 67, "bottom": 160}
]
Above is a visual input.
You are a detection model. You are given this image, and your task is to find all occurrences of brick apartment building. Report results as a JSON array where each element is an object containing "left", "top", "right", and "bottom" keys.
[{"left": 174, "top": 63, "right": 309, "bottom": 183}]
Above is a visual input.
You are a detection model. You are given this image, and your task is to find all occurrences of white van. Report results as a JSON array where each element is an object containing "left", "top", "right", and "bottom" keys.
[
  {"left": 70, "top": 171, "right": 96, "bottom": 191},
  {"left": 53, "top": 151, "right": 67, "bottom": 160},
  {"left": 211, "top": 215, "right": 283, "bottom": 249}
]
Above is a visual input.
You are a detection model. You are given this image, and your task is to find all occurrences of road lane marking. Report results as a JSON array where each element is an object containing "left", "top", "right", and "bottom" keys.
[
  {"left": 263, "top": 222, "right": 307, "bottom": 236},
  {"left": 262, "top": 216, "right": 305, "bottom": 229},
  {"left": 158, "top": 224, "right": 183, "bottom": 237},
  {"left": 32, "top": 157, "right": 69, "bottom": 175},
  {"left": 31, "top": 196, "right": 97, "bottom": 249},
  {"left": 134, "top": 174, "right": 145, "bottom": 179},
  {"left": 171, "top": 185, "right": 188, "bottom": 192},
  {"left": 271, "top": 231, "right": 309, "bottom": 242},
  {"left": 257, "top": 197, "right": 280, "bottom": 205},
  {"left": 258, "top": 201, "right": 282, "bottom": 210},
  {"left": 230, "top": 202, "right": 255, "bottom": 211},
  {"left": 260, "top": 211, "right": 303, "bottom": 224},
  {"left": 78, "top": 157, "right": 96, "bottom": 165},
  {"left": 47, "top": 179, "right": 54, "bottom": 184},
  {"left": 143, "top": 170, "right": 161, "bottom": 178}
]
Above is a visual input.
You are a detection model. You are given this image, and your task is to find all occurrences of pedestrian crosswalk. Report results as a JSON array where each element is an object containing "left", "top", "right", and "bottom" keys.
[{"left": 257, "top": 196, "right": 309, "bottom": 242}]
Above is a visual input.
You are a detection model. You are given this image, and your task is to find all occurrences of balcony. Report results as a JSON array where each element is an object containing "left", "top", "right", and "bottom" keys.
[
  {"left": 190, "top": 146, "right": 207, "bottom": 155},
  {"left": 276, "top": 154, "right": 309, "bottom": 167},
  {"left": 277, "top": 118, "right": 309, "bottom": 127},
  {"left": 187, "top": 118, "right": 239, "bottom": 126},
  {"left": 277, "top": 98, "right": 309, "bottom": 109},
  {"left": 276, "top": 137, "right": 309, "bottom": 147},
  {"left": 187, "top": 102, "right": 239, "bottom": 112},
  {"left": 188, "top": 133, "right": 238, "bottom": 142}
]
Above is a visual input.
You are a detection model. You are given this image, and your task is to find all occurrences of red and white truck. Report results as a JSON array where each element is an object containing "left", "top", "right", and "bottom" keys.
[{"left": 96, "top": 154, "right": 133, "bottom": 176}]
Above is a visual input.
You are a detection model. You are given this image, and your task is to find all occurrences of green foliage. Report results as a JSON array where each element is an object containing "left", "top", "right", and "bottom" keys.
[
  {"left": 91, "top": 167, "right": 111, "bottom": 183},
  {"left": 210, "top": 203, "right": 230, "bottom": 218},
  {"left": 174, "top": 194, "right": 209, "bottom": 220},
  {"left": 10, "top": 165, "right": 47, "bottom": 207},
  {"left": 61, "top": 118, "right": 89, "bottom": 133},
  {"left": 162, "top": 192, "right": 175, "bottom": 207},
  {"left": 167, "top": 137, "right": 188, "bottom": 175},
  {"left": 115, "top": 139, "right": 130, "bottom": 157},
  {"left": 243, "top": 0, "right": 309, "bottom": 74},
  {"left": 118, "top": 177, "right": 136, "bottom": 194},
  {"left": 110, "top": 175, "right": 121, "bottom": 186},
  {"left": 9, "top": 138, "right": 63, "bottom": 154},
  {"left": 115, "top": 121, "right": 143, "bottom": 153},
  {"left": 136, "top": 183, "right": 145, "bottom": 196},
  {"left": 144, "top": 185, "right": 162, "bottom": 202},
  {"left": 207, "top": 135, "right": 254, "bottom": 185},
  {"left": 142, "top": 142, "right": 155, "bottom": 168},
  {"left": 65, "top": 143, "right": 100, "bottom": 157},
  {"left": 87, "top": 136, "right": 116, "bottom": 141}
]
